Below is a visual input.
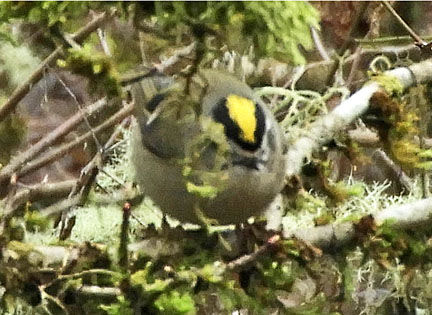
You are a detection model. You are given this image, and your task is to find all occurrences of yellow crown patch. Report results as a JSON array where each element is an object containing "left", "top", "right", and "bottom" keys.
[{"left": 226, "top": 94, "right": 256, "bottom": 144}]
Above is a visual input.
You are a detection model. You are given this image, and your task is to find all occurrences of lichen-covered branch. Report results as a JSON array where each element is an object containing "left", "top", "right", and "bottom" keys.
[
  {"left": 375, "top": 196, "right": 432, "bottom": 228},
  {"left": 287, "top": 197, "right": 432, "bottom": 247},
  {"left": 285, "top": 58, "right": 432, "bottom": 177}
]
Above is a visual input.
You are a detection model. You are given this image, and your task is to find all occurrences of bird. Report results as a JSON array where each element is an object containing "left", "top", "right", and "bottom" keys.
[{"left": 130, "top": 68, "right": 286, "bottom": 225}]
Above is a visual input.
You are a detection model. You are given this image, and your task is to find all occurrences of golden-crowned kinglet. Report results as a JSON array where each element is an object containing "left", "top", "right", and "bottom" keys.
[{"left": 130, "top": 69, "right": 286, "bottom": 225}]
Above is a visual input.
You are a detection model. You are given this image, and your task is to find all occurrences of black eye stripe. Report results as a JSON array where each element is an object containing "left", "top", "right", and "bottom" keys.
[
  {"left": 254, "top": 103, "right": 265, "bottom": 148},
  {"left": 146, "top": 93, "right": 166, "bottom": 112},
  {"left": 212, "top": 97, "right": 265, "bottom": 151}
]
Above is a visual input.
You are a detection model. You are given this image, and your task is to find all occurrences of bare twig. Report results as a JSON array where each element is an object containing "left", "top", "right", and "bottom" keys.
[
  {"left": 52, "top": 71, "right": 102, "bottom": 148},
  {"left": 155, "top": 42, "right": 197, "bottom": 73},
  {"left": 382, "top": 1, "right": 427, "bottom": 46},
  {"left": 373, "top": 149, "right": 413, "bottom": 193},
  {"left": 40, "top": 288, "right": 69, "bottom": 315},
  {"left": 120, "top": 42, "right": 197, "bottom": 86},
  {"left": 97, "top": 28, "right": 112, "bottom": 56},
  {"left": 119, "top": 202, "right": 131, "bottom": 271},
  {"left": 77, "top": 285, "right": 121, "bottom": 297},
  {"left": 39, "top": 115, "right": 131, "bottom": 218},
  {"left": 226, "top": 235, "right": 280, "bottom": 270},
  {"left": 0, "top": 11, "right": 111, "bottom": 123},
  {"left": 48, "top": 269, "right": 119, "bottom": 288},
  {"left": 0, "top": 180, "right": 77, "bottom": 235},
  {"left": 1, "top": 109, "right": 130, "bottom": 233},
  {"left": 40, "top": 194, "right": 82, "bottom": 217},
  {"left": 18, "top": 103, "right": 133, "bottom": 178},
  {"left": 8, "top": 180, "right": 77, "bottom": 212},
  {"left": 0, "top": 98, "right": 108, "bottom": 187},
  {"left": 54, "top": 107, "right": 131, "bottom": 239},
  {"left": 311, "top": 27, "right": 330, "bottom": 61},
  {"left": 325, "top": 2, "right": 369, "bottom": 87}
]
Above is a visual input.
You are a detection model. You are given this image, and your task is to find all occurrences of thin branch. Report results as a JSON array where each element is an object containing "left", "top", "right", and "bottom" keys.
[
  {"left": 39, "top": 115, "right": 131, "bottom": 218},
  {"left": 0, "top": 180, "right": 77, "bottom": 234},
  {"left": 154, "top": 42, "right": 197, "bottom": 73},
  {"left": 18, "top": 103, "right": 133, "bottom": 178},
  {"left": 54, "top": 107, "right": 128, "bottom": 238},
  {"left": 373, "top": 149, "right": 413, "bottom": 193},
  {"left": 51, "top": 71, "right": 102, "bottom": 149},
  {"left": 325, "top": 2, "right": 369, "bottom": 87},
  {"left": 1, "top": 109, "right": 130, "bottom": 233},
  {"left": 9, "top": 180, "right": 77, "bottom": 211},
  {"left": 381, "top": 1, "right": 427, "bottom": 46},
  {"left": 77, "top": 285, "right": 121, "bottom": 297},
  {"left": 40, "top": 194, "right": 82, "bottom": 218},
  {"left": 97, "top": 28, "right": 112, "bottom": 56},
  {"left": 119, "top": 202, "right": 131, "bottom": 271},
  {"left": 287, "top": 197, "right": 432, "bottom": 248},
  {"left": 0, "top": 98, "right": 108, "bottom": 187},
  {"left": 40, "top": 288, "right": 69, "bottom": 315},
  {"left": 375, "top": 197, "right": 432, "bottom": 228},
  {"left": 311, "top": 27, "right": 330, "bottom": 61},
  {"left": 0, "top": 11, "right": 111, "bottom": 123},
  {"left": 47, "top": 269, "right": 120, "bottom": 288},
  {"left": 226, "top": 235, "right": 280, "bottom": 270},
  {"left": 119, "top": 42, "right": 197, "bottom": 86}
]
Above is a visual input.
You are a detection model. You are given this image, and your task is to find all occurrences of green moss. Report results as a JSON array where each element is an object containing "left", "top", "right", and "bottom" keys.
[
  {"left": 185, "top": 182, "right": 218, "bottom": 199},
  {"left": 258, "top": 258, "right": 297, "bottom": 290},
  {"left": 294, "top": 190, "right": 327, "bottom": 213},
  {"left": 154, "top": 290, "right": 196, "bottom": 315},
  {"left": 153, "top": 2, "right": 319, "bottom": 64},
  {"left": 60, "top": 44, "right": 121, "bottom": 98},
  {"left": 215, "top": 284, "right": 265, "bottom": 313},
  {"left": 0, "top": 115, "right": 26, "bottom": 166},
  {"left": 23, "top": 208, "right": 51, "bottom": 233},
  {"left": 371, "top": 74, "right": 404, "bottom": 97},
  {"left": 130, "top": 263, "right": 173, "bottom": 295},
  {"left": 100, "top": 296, "right": 133, "bottom": 315},
  {"left": 197, "top": 262, "right": 225, "bottom": 283},
  {"left": 363, "top": 221, "right": 432, "bottom": 265}
]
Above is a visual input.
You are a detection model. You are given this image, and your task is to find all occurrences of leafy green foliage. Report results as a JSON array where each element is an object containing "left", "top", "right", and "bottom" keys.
[
  {"left": 0, "top": 2, "right": 94, "bottom": 29},
  {"left": 242, "top": 2, "right": 320, "bottom": 64},
  {"left": 153, "top": 2, "right": 319, "bottom": 64}
]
